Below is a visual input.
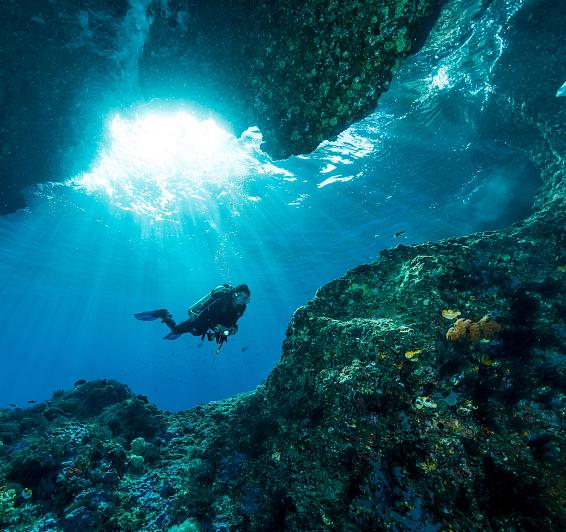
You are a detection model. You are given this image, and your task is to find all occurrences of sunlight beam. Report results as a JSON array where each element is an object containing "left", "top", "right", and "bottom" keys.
[{"left": 70, "top": 110, "right": 271, "bottom": 219}]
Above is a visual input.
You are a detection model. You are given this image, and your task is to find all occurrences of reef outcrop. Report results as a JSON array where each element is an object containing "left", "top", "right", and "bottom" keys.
[
  {"left": 1, "top": 204, "right": 565, "bottom": 529},
  {"left": 0, "top": 0, "right": 130, "bottom": 215},
  {"left": 140, "top": 0, "right": 440, "bottom": 160},
  {"left": 484, "top": 0, "right": 565, "bottom": 210}
]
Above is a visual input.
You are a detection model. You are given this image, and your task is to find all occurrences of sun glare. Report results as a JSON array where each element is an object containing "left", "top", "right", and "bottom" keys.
[
  {"left": 68, "top": 107, "right": 377, "bottom": 220},
  {"left": 71, "top": 110, "right": 272, "bottom": 218}
]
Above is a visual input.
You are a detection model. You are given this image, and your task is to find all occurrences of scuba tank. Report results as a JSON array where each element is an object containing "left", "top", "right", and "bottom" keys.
[{"left": 187, "top": 284, "right": 232, "bottom": 319}]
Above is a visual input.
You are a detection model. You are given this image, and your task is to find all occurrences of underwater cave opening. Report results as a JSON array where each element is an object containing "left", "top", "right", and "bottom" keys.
[{"left": 71, "top": 109, "right": 264, "bottom": 219}]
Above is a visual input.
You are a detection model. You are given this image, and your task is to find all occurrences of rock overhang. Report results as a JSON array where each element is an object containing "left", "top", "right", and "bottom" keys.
[
  {"left": 0, "top": 0, "right": 443, "bottom": 214},
  {"left": 1, "top": 0, "right": 563, "bottom": 216}
]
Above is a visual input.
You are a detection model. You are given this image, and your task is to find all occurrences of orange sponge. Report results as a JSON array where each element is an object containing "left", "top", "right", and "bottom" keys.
[{"left": 446, "top": 315, "right": 501, "bottom": 343}]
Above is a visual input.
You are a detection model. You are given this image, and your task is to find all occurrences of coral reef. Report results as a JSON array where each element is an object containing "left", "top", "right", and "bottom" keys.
[
  {"left": 0, "top": 0, "right": 129, "bottom": 214},
  {"left": 0, "top": 0, "right": 564, "bottom": 529},
  {"left": 0, "top": 486, "right": 17, "bottom": 527},
  {"left": 141, "top": 0, "right": 439, "bottom": 159},
  {"left": 0, "top": 203, "right": 564, "bottom": 529}
]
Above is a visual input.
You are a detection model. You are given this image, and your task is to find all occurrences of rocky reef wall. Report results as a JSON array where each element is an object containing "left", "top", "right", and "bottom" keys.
[
  {"left": 484, "top": 0, "right": 565, "bottom": 210},
  {"left": 140, "top": 0, "right": 441, "bottom": 159},
  {"left": 0, "top": 0, "right": 131, "bottom": 214},
  {"left": 1, "top": 203, "right": 565, "bottom": 529}
]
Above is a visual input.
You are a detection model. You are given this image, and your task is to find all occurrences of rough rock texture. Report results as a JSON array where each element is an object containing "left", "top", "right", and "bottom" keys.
[
  {"left": 1, "top": 206, "right": 565, "bottom": 529},
  {"left": 140, "top": 0, "right": 440, "bottom": 159},
  {"left": 0, "top": 0, "right": 440, "bottom": 214},
  {"left": 484, "top": 0, "right": 565, "bottom": 210},
  {"left": 0, "top": 0, "right": 130, "bottom": 214}
]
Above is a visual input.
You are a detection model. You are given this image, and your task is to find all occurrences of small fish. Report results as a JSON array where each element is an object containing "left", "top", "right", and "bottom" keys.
[
  {"left": 27, "top": 400, "right": 36, "bottom": 404},
  {"left": 197, "top": 343, "right": 203, "bottom": 348},
  {"left": 441, "top": 309, "right": 461, "bottom": 320},
  {"left": 557, "top": 81, "right": 566, "bottom": 97},
  {"left": 8, "top": 403, "right": 17, "bottom": 407},
  {"left": 241, "top": 346, "right": 248, "bottom": 352},
  {"left": 74, "top": 379, "right": 86, "bottom": 386},
  {"left": 394, "top": 231, "right": 406, "bottom": 238},
  {"left": 31, "top": 15, "right": 45, "bottom": 26}
]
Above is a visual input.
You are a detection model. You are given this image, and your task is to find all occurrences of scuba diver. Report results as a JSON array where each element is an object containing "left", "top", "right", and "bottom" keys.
[{"left": 134, "top": 283, "right": 250, "bottom": 353}]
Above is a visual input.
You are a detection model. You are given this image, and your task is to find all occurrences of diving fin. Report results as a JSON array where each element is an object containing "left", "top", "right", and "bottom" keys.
[{"left": 134, "top": 309, "right": 169, "bottom": 321}]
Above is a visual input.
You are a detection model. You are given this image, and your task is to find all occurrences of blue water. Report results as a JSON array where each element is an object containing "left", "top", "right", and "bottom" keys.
[{"left": 0, "top": 0, "right": 540, "bottom": 411}]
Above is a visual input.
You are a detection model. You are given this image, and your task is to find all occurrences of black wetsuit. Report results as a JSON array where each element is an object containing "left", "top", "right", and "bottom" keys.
[{"left": 163, "top": 289, "right": 246, "bottom": 338}]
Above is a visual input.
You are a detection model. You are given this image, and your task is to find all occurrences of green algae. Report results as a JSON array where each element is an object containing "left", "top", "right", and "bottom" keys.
[{"left": 0, "top": 487, "right": 17, "bottom": 527}]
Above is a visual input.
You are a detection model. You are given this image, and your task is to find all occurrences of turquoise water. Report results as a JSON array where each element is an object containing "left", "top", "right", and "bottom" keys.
[{"left": 0, "top": 0, "right": 540, "bottom": 411}]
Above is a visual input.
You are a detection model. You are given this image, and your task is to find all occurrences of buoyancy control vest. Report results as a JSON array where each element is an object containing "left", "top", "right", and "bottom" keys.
[{"left": 187, "top": 284, "right": 232, "bottom": 320}]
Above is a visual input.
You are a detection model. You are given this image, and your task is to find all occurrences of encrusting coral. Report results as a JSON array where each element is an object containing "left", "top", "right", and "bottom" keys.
[{"left": 446, "top": 315, "right": 502, "bottom": 343}]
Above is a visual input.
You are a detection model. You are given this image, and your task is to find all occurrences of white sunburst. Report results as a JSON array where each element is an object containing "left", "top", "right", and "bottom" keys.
[{"left": 71, "top": 110, "right": 272, "bottom": 218}]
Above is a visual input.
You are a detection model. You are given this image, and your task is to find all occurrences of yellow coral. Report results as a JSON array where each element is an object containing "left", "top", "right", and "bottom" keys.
[
  {"left": 477, "top": 315, "right": 502, "bottom": 338},
  {"left": 441, "top": 309, "right": 461, "bottom": 320},
  {"left": 446, "top": 315, "right": 501, "bottom": 343},
  {"left": 404, "top": 349, "right": 422, "bottom": 360}
]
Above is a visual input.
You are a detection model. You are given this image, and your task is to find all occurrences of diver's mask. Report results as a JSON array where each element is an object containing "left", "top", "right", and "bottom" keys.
[{"left": 234, "top": 292, "right": 250, "bottom": 305}]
